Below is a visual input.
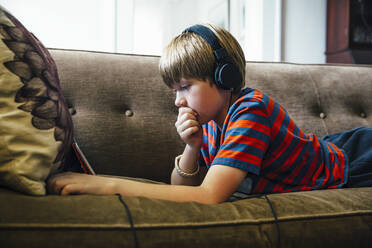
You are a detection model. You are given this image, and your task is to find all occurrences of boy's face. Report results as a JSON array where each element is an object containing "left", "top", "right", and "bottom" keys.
[{"left": 172, "top": 78, "right": 228, "bottom": 126}]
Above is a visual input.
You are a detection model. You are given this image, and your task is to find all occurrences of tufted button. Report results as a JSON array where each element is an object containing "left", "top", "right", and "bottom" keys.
[
  {"left": 319, "top": 112, "right": 326, "bottom": 119},
  {"left": 68, "top": 107, "right": 76, "bottom": 116},
  {"left": 360, "top": 112, "right": 366, "bottom": 118},
  {"left": 125, "top": 109, "right": 134, "bottom": 117}
]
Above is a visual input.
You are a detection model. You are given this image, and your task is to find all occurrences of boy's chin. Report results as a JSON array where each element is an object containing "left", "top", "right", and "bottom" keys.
[
  {"left": 197, "top": 114, "right": 213, "bottom": 125},
  {"left": 198, "top": 118, "right": 210, "bottom": 125}
]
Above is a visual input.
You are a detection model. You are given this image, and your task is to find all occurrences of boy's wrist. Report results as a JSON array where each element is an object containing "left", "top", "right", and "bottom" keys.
[
  {"left": 175, "top": 155, "right": 200, "bottom": 177},
  {"left": 185, "top": 143, "right": 201, "bottom": 155},
  {"left": 102, "top": 177, "right": 123, "bottom": 195},
  {"left": 175, "top": 145, "right": 201, "bottom": 176}
]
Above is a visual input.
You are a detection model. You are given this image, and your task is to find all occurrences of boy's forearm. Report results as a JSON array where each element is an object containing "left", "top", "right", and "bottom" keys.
[
  {"left": 171, "top": 145, "right": 204, "bottom": 186},
  {"left": 113, "top": 178, "right": 218, "bottom": 204},
  {"left": 48, "top": 172, "right": 217, "bottom": 204}
]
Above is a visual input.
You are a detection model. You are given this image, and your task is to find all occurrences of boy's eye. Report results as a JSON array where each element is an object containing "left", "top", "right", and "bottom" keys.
[{"left": 172, "top": 84, "right": 190, "bottom": 94}]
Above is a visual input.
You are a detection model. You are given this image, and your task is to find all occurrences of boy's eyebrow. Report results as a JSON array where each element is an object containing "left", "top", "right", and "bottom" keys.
[
  {"left": 179, "top": 78, "right": 187, "bottom": 83},
  {"left": 179, "top": 78, "right": 193, "bottom": 84},
  {"left": 172, "top": 78, "right": 195, "bottom": 88},
  {"left": 171, "top": 82, "right": 181, "bottom": 89}
]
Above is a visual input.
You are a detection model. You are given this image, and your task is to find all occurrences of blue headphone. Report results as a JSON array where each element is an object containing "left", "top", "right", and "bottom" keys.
[{"left": 183, "top": 24, "right": 242, "bottom": 91}]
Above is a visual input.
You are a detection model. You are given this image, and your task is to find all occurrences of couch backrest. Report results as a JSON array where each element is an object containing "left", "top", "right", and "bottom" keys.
[
  {"left": 50, "top": 49, "right": 372, "bottom": 182},
  {"left": 244, "top": 62, "right": 372, "bottom": 136}
]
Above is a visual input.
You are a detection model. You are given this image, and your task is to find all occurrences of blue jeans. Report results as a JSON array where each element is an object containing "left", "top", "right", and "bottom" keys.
[{"left": 323, "top": 127, "right": 372, "bottom": 188}]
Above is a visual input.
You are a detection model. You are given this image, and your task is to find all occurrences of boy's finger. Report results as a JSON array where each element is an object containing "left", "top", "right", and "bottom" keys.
[
  {"left": 178, "top": 112, "right": 197, "bottom": 124},
  {"left": 60, "top": 184, "right": 79, "bottom": 195},
  {"left": 48, "top": 178, "right": 62, "bottom": 195},
  {"left": 178, "top": 107, "right": 197, "bottom": 117},
  {"left": 182, "top": 126, "right": 200, "bottom": 137},
  {"left": 177, "top": 119, "right": 200, "bottom": 133},
  {"left": 47, "top": 172, "right": 77, "bottom": 194}
]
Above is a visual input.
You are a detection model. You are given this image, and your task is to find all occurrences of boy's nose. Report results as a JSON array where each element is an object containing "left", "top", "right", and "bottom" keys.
[{"left": 175, "top": 93, "right": 187, "bottom": 107}]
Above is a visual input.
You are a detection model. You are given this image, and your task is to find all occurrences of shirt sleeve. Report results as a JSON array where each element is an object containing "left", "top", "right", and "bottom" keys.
[{"left": 212, "top": 101, "right": 271, "bottom": 175}]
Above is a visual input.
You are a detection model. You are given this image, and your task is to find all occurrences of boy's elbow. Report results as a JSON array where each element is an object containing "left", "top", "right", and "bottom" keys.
[
  {"left": 196, "top": 186, "right": 229, "bottom": 205},
  {"left": 201, "top": 198, "right": 225, "bottom": 205}
]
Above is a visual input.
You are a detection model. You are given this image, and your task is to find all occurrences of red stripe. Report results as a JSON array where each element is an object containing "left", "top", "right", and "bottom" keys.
[
  {"left": 266, "top": 97, "right": 275, "bottom": 117},
  {"left": 270, "top": 104, "right": 286, "bottom": 141},
  {"left": 236, "top": 90, "right": 264, "bottom": 111},
  {"left": 272, "top": 145, "right": 307, "bottom": 192},
  {"left": 223, "top": 135, "right": 268, "bottom": 151},
  {"left": 327, "top": 144, "right": 340, "bottom": 182},
  {"left": 299, "top": 137, "right": 320, "bottom": 186},
  {"left": 329, "top": 142, "right": 346, "bottom": 183},
  {"left": 322, "top": 145, "right": 336, "bottom": 187},
  {"left": 281, "top": 148, "right": 309, "bottom": 187},
  {"left": 264, "top": 117, "right": 295, "bottom": 166},
  {"left": 208, "top": 132, "right": 216, "bottom": 149},
  {"left": 227, "top": 119, "right": 271, "bottom": 136},
  {"left": 311, "top": 161, "right": 324, "bottom": 186},
  {"left": 245, "top": 89, "right": 263, "bottom": 103},
  {"left": 247, "top": 109, "right": 268, "bottom": 117},
  {"left": 216, "top": 149, "right": 262, "bottom": 166},
  {"left": 282, "top": 130, "right": 306, "bottom": 172},
  {"left": 253, "top": 178, "right": 269, "bottom": 193},
  {"left": 201, "top": 143, "right": 208, "bottom": 151},
  {"left": 221, "top": 113, "right": 231, "bottom": 142}
]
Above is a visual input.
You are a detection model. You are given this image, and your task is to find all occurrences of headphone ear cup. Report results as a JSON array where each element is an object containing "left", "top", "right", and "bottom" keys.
[
  {"left": 214, "top": 64, "right": 224, "bottom": 89},
  {"left": 214, "top": 63, "right": 242, "bottom": 90}
]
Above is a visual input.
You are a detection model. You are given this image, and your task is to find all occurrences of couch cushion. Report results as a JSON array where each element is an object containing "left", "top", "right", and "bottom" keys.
[
  {"left": 1, "top": 185, "right": 371, "bottom": 247},
  {"left": 0, "top": 7, "right": 73, "bottom": 195}
]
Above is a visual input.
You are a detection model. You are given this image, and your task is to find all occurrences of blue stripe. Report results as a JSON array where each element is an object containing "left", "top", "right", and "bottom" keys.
[
  {"left": 267, "top": 140, "right": 307, "bottom": 186},
  {"left": 270, "top": 109, "right": 291, "bottom": 150},
  {"left": 220, "top": 143, "right": 265, "bottom": 158},
  {"left": 282, "top": 142, "right": 314, "bottom": 191},
  {"left": 261, "top": 179, "right": 276, "bottom": 194},
  {"left": 230, "top": 113, "right": 270, "bottom": 125},
  {"left": 212, "top": 157, "right": 260, "bottom": 175},
  {"left": 325, "top": 143, "right": 338, "bottom": 185},
  {"left": 227, "top": 128, "right": 270, "bottom": 142},
  {"left": 263, "top": 137, "right": 300, "bottom": 175},
  {"left": 261, "top": 93, "right": 270, "bottom": 108},
  {"left": 267, "top": 100, "right": 280, "bottom": 125}
]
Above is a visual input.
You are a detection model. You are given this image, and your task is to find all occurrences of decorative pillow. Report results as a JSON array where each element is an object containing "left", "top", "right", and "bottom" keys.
[{"left": 0, "top": 6, "right": 73, "bottom": 195}]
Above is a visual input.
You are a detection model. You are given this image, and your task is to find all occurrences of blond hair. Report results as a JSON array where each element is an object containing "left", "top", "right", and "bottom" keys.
[{"left": 159, "top": 23, "right": 245, "bottom": 93}]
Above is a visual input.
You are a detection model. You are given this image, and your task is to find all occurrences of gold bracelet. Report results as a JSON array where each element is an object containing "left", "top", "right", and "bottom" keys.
[{"left": 174, "top": 155, "right": 200, "bottom": 177}]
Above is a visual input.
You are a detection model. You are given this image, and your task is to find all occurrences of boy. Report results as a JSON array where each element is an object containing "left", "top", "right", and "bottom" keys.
[{"left": 48, "top": 24, "right": 372, "bottom": 203}]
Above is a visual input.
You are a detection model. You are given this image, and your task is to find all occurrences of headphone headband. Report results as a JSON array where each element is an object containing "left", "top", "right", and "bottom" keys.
[
  {"left": 183, "top": 25, "right": 227, "bottom": 60},
  {"left": 182, "top": 24, "right": 242, "bottom": 91}
]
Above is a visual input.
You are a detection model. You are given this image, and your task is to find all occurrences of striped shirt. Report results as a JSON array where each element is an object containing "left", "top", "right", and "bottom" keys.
[{"left": 199, "top": 88, "right": 348, "bottom": 194}]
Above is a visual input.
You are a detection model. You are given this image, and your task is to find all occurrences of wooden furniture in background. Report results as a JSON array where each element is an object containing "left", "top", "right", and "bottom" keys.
[{"left": 326, "top": 0, "right": 372, "bottom": 64}]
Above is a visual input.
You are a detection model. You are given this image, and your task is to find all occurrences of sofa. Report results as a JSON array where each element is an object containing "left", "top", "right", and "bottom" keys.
[{"left": 1, "top": 48, "right": 372, "bottom": 247}]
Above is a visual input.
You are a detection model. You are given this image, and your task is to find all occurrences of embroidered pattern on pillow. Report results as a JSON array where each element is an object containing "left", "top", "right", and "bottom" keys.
[{"left": 0, "top": 6, "right": 73, "bottom": 195}]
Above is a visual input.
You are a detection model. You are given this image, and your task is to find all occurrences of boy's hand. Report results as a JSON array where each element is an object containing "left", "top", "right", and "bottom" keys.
[
  {"left": 47, "top": 172, "right": 118, "bottom": 195},
  {"left": 175, "top": 107, "right": 202, "bottom": 149}
]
